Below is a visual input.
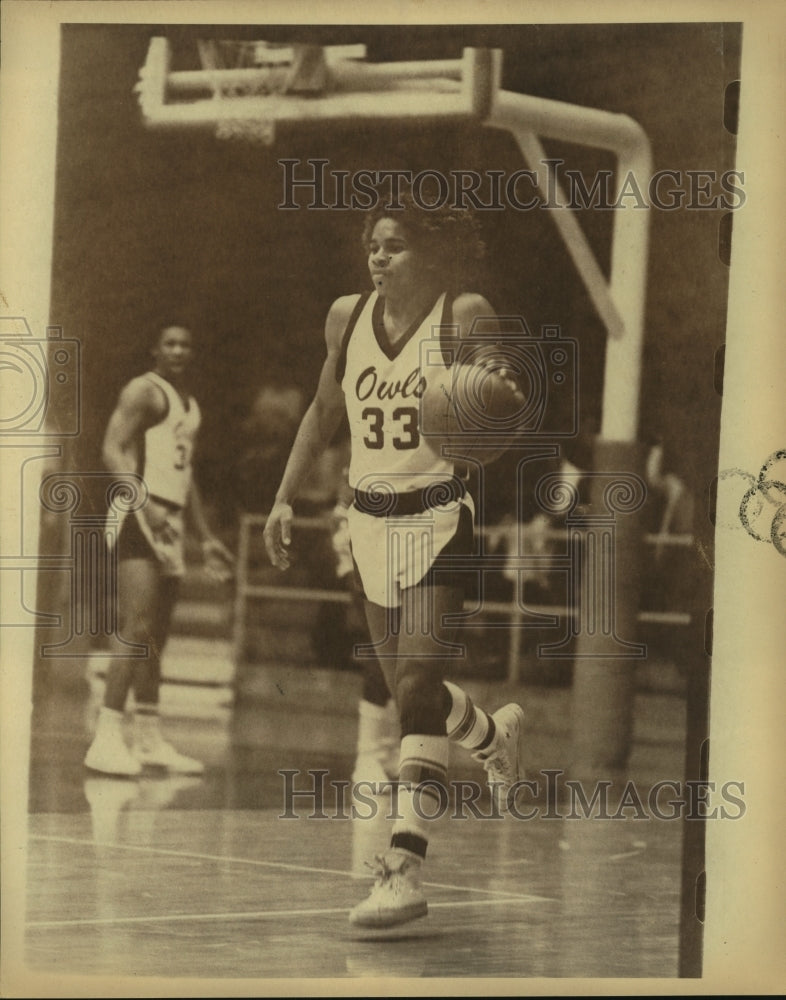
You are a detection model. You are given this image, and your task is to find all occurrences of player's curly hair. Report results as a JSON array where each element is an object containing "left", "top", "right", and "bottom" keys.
[{"left": 361, "top": 191, "right": 486, "bottom": 288}]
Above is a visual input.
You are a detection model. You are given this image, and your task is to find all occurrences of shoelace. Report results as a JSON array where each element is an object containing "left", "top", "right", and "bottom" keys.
[
  {"left": 364, "top": 854, "right": 410, "bottom": 886},
  {"left": 476, "top": 747, "right": 516, "bottom": 782},
  {"left": 364, "top": 854, "right": 394, "bottom": 884}
]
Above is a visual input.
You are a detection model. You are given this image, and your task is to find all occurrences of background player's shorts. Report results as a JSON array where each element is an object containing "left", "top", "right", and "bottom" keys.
[
  {"left": 109, "top": 505, "right": 186, "bottom": 577},
  {"left": 347, "top": 496, "right": 475, "bottom": 608}
]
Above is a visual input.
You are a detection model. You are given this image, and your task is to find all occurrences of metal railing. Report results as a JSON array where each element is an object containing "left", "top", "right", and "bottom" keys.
[{"left": 233, "top": 513, "right": 695, "bottom": 682}]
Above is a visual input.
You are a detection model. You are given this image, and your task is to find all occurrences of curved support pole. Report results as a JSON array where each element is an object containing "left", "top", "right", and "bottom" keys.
[
  {"left": 489, "top": 89, "right": 653, "bottom": 776},
  {"left": 489, "top": 89, "right": 652, "bottom": 443}
]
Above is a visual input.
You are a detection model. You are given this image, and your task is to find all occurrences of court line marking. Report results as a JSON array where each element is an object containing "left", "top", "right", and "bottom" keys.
[
  {"left": 27, "top": 896, "right": 538, "bottom": 929},
  {"left": 29, "top": 834, "right": 552, "bottom": 903},
  {"left": 608, "top": 848, "right": 646, "bottom": 860}
]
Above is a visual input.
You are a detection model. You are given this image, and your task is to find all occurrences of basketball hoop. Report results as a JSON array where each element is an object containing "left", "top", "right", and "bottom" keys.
[
  {"left": 135, "top": 38, "right": 499, "bottom": 150},
  {"left": 195, "top": 40, "right": 331, "bottom": 146}
]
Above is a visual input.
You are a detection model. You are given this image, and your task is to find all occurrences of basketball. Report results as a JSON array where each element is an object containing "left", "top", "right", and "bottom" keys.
[{"left": 421, "top": 353, "right": 527, "bottom": 465}]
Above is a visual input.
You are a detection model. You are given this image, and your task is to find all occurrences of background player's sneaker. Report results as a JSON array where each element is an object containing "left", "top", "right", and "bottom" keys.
[
  {"left": 348, "top": 849, "right": 427, "bottom": 928},
  {"left": 134, "top": 737, "right": 205, "bottom": 774},
  {"left": 472, "top": 703, "right": 525, "bottom": 813},
  {"left": 84, "top": 729, "right": 142, "bottom": 777}
]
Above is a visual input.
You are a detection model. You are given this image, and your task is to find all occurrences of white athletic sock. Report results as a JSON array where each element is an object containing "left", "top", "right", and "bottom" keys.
[
  {"left": 443, "top": 681, "right": 494, "bottom": 751},
  {"left": 391, "top": 734, "right": 449, "bottom": 857}
]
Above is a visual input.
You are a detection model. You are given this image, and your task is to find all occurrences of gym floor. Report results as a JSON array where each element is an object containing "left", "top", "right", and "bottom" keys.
[{"left": 23, "top": 666, "right": 688, "bottom": 987}]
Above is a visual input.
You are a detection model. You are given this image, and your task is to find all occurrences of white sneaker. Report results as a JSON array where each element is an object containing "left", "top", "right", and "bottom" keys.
[
  {"left": 348, "top": 849, "right": 428, "bottom": 928},
  {"left": 473, "top": 703, "right": 525, "bottom": 813},
  {"left": 84, "top": 730, "right": 141, "bottom": 778},
  {"left": 135, "top": 739, "right": 205, "bottom": 775}
]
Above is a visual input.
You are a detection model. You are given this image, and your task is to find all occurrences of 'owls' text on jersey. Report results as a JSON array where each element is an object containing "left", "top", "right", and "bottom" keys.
[
  {"left": 338, "top": 292, "right": 454, "bottom": 493},
  {"left": 142, "top": 372, "right": 201, "bottom": 508}
]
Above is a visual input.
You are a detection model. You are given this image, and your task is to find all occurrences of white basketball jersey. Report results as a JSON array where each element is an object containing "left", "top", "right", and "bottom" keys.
[
  {"left": 142, "top": 372, "right": 201, "bottom": 507},
  {"left": 340, "top": 292, "right": 454, "bottom": 493}
]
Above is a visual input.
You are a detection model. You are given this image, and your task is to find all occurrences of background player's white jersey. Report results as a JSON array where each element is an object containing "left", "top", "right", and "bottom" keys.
[
  {"left": 142, "top": 371, "right": 201, "bottom": 507},
  {"left": 340, "top": 292, "right": 454, "bottom": 493}
]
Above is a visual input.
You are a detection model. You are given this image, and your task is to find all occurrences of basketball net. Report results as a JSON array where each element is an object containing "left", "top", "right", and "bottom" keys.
[{"left": 197, "top": 40, "right": 329, "bottom": 146}]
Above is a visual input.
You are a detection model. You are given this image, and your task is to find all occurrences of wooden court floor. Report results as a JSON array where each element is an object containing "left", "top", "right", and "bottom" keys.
[{"left": 23, "top": 682, "right": 684, "bottom": 985}]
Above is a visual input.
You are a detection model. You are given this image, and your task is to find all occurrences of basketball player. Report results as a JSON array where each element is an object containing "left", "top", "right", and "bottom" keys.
[
  {"left": 264, "top": 197, "right": 526, "bottom": 928},
  {"left": 84, "top": 325, "right": 233, "bottom": 777}
]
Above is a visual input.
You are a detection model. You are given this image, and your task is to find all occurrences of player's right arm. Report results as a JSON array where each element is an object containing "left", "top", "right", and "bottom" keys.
[
  {"left": 263, "top": 296, "right": 357, "bottom": 570},
  {"left": 102, "top": 377, "right": 169, "bottom": 530}
]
